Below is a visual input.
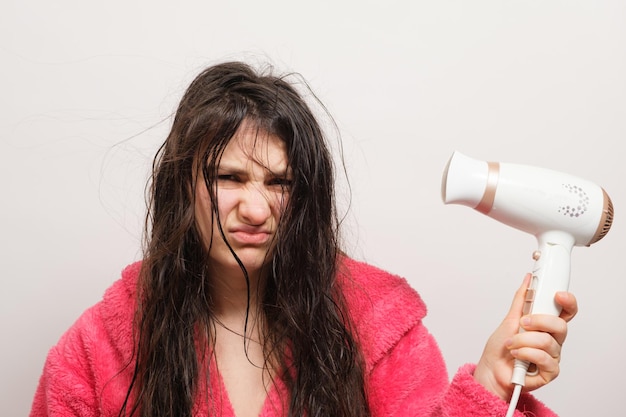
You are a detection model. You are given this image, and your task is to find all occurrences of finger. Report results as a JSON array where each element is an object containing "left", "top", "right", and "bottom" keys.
[
  {"left": 509, "top": 329, "right": 562, "bottom": 359},
  {"left": 510, "top": 346, "right": 560, "bottom": 385},
  {"left": 520, "top": 314, "right": 568, "bottom": 346},
  {"left": 505, "top": 273, "right": 532, "bottom": 321},
  {"left": 555, "top": 291, "right": 578, "bottom": 322}
]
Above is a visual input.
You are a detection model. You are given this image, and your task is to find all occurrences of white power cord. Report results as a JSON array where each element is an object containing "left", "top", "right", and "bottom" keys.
[
  {"left": 505, "top": 384, "right": 523, "bottom": 417},
  {"left": 505, "top": 359, "right": 531, "bottom": 417}
]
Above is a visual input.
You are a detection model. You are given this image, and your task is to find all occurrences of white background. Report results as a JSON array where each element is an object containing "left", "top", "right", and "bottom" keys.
[{"left": 2, "top": 1, "right": 624, "bottom": 416}]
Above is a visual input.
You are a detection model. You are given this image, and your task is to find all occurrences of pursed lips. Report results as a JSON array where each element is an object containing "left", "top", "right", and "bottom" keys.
[{"left": 229, "top": 226, "right": 272, "bottom": 245}]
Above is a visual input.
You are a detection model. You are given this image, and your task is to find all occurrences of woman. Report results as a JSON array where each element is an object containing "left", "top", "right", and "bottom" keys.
[{"left": 30, "top": 61, "right": 577, "bottom": 417}]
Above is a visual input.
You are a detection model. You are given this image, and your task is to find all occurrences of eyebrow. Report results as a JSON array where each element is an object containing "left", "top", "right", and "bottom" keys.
[{"left": 217, "top": 162, "right": 292, "bottom": 178}]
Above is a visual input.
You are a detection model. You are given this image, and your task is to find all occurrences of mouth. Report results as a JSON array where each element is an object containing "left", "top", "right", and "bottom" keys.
[{"left": 229, "top": 228, "right": 272, "bottom": 245}]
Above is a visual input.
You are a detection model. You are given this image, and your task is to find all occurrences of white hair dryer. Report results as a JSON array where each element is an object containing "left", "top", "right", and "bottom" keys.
[{"left": 441, "top": 151, "right": 614, "bottom": 415}]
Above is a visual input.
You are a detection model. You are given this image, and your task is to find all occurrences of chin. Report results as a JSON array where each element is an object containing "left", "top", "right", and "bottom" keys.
[{"left": 220, "top": 252, "right": 272, "bottom": 276}]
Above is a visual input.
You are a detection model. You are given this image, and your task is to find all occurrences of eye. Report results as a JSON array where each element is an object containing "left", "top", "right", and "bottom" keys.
[
  {"left": 267, "top": 177, "right": 293, "bottom": 188},
  {"left": 217, "top": 174, "right": 240, "bottom": 182}
]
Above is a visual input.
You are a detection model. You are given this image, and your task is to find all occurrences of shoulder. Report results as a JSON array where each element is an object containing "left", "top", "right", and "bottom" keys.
[
  {"left": 97, "top": 261, "right": 142, "bottom": 341},
  {"left": 54, "top": 261, "right": 141, "bottom": 363},
  {"left": 100, "top": 261, "right": 141, "bottom": 317},
  {"left": 32, "top": 263, "right": 142, "bottom": 413},
  {"left": 337, "top": 256, "right": 428, "bottom": 367}
]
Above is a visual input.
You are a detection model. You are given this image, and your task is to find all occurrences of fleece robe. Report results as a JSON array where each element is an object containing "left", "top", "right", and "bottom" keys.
[{"left": 29, "top": 257, "right": 557, "bottom": 417}]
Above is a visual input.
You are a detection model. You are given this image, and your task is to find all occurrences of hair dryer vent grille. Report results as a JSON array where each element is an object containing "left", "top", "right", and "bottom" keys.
[{"left": 590, "top": 190, "right": 614, "bottom": 245}]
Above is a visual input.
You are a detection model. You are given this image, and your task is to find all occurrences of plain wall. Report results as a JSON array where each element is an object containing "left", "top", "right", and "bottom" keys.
[{"left": 2, "top": 1, "right": 624, "bottom": 415}]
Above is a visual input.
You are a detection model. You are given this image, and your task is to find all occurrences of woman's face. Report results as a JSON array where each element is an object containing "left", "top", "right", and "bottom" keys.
[{"left": 194, "top": 123, "right": 291, "bottom": 280}]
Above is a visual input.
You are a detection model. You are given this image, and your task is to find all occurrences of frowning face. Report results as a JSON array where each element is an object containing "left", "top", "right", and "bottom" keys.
[{"left": 194, "top": 123, "right": 291, "bottom": 281}]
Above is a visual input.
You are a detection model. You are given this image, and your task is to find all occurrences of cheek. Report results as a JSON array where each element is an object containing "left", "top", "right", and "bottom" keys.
[
  {"left": 273, "top": 192, "right": 289, "bottom": 219},
  {"left": 214, "top": 189, "right": 239, "bottom": 217},
  {"left": 194, "top": 186, "right": 215, "bottom": 246}
]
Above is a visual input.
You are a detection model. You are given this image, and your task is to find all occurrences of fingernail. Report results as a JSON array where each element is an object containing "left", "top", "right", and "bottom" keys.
[
  {"left": 521, "top": 316, "right": 531, "bottom": 327},
  {"left": 505, "top": 338, "right": 513, "bottom": 348}
]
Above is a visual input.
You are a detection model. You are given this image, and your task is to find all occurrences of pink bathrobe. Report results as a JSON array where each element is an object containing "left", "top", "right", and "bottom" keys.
[{"left": 30, "top": 257, "right": 557, "bottom": 417}]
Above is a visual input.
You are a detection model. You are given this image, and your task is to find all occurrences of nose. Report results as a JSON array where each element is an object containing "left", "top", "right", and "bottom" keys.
[{"left": 238, "top": 184, "right": 272, "bottom": 226}]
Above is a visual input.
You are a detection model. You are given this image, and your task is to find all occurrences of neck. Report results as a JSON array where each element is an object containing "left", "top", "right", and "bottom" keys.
[
  {"left": 210, "top": 273, "right": 266, "bottom": 346},
  {"left": 208, "top": 263, "right": 267, "bottom": 319}
]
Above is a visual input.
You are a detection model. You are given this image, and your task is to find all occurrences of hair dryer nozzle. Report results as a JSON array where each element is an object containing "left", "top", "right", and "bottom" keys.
[{"left": 441, "top": 151, "right": 491, "bottom": 209}]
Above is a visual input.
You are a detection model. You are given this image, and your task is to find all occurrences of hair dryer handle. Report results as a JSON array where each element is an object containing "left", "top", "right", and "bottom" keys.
[
  {"left": 527, "top": 232, "right": 573, "bottom": 316},
  {"left": 511, "top": 231, "right": 573, "bottom": 386}
]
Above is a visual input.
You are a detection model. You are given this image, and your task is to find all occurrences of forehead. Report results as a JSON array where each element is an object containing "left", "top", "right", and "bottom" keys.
[{"left": 220, "top": 123, "right": 288, "bottom": 171}]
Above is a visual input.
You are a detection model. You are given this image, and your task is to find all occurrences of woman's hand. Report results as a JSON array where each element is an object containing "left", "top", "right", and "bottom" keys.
[{"left": 473, "top": 273, "right": 579, "bottom": 401}]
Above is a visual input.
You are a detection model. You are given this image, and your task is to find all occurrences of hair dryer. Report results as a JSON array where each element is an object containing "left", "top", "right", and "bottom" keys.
[{"left": 441, "top": 151, "right": 614, "bottom": 415}]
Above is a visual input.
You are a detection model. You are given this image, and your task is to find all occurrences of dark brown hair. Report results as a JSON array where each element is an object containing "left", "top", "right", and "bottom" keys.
[{"left": 120, "top": 61, "right": 370, "bottom": 417}]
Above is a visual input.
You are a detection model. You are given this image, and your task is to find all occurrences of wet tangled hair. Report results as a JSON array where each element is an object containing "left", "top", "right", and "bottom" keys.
[{"left": 119, "top": 62, "right": 371, "bottom": 417}]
